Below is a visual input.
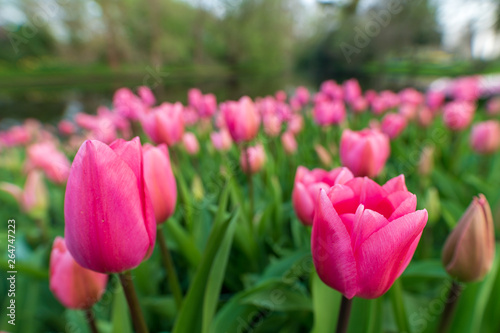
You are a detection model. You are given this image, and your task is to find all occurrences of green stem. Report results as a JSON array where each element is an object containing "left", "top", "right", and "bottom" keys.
[
  {"left": 118, "top": 271, "right": 149, "bottom": 333},
  {"left": 389, "top": 278, "right": 411, "bottom": 333},
  {"left": 244, "top": 143, "right": 254, "bottom": 231},
  {"left": 336, "top": 296, "right": 353, "bottom": 333},
  {"left": 438, "top": 281, "right": 463, "bottom": 333},
  {"left": 157, "top": 225, "right": 183, "bottom": 309},
  {"left": 84, "top": 308, "right": 99, "bottom": 333}
]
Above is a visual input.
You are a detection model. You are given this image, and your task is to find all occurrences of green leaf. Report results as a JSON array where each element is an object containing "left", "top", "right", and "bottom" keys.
[
  {"left": 402, "top": 260, "right": 448, "bottom": 280},
  {"left": 240, "top": 282, "right": 312, "bottom": 312},
  {"left": 202, "top": 210, "right": 240, "bottom": 333},
  {"left": 111, "top": 277, "right": 133, "bottom": 333},
  {"left": 165, "top": 217, "right": 202, "bottom": 267},
  {"left": 172, "top": 185, "right": 233, "bottom": 333}
]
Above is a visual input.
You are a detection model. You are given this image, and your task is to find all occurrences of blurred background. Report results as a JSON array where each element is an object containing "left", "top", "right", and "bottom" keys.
[{"left": 1, "top": 0, "right": 500, "bottom": 123}]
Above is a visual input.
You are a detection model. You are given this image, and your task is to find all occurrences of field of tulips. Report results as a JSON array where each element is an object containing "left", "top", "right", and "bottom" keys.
[{"left": 1, "top": 76, "right": 500, "bottom": 333}]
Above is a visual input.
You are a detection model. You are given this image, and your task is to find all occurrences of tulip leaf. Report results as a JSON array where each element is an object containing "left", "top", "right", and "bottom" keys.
[
  {"left": 311, "top": 271, "right": 341, "bottom": 333},
  {"left": 111, "top": 278, "right": 133, "bottom": 333},
  {"left": 172, "top": 185, "right": 235, "bottom": 333},
  {"left": 202, "top": 210, "right": 240, "bottom": 333},
  {"left": 402, "top": 260, "right": 448, "bottom": 280},
  {"left": 164, "top": 217, "right": 202, "bottom": 267}
]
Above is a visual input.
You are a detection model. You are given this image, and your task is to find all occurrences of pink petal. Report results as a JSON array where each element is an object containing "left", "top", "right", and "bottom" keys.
[
  {"left": 382, "top": 175, "right": 407, "bottom": 193},
  {"left": 375, "top": 191, "right": 414, "bottom": 219},
  {"left": 312, "top": 190, "right": 358, "bottom": 299},
  {"left": 356, "top": 210, "right": 428, "bottom": 298},
  {"left": 352, "top": 206, "right": 389, "bottom": 252},
  {"left": 292, "top": 182, "right": 314, "bottom": 225},
  {"left": 345, "top": 177, "right": 387, "bottom": 210}
]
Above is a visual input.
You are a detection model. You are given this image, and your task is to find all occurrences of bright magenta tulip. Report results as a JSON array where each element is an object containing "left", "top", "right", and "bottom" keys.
[
  {"left": 64, "top": 137, "right": 156, "bottom": 273},
  {"left": 313, "top": 100, "right": 346, "bottom": 126},
  {"left": 141, "top": 102, "right": 185, "bottom": 146},
  {"left": 470, "top": 120, "right": 500, "bottom": 155},
  {"left": 221, "top": 96, "right": 260, "bottom": 143},
  {"left": 143, "top": 143, "right": 177, "bottom": 223},
  {"left": 443, "top": 101, "right": 475, "bottom": 131},
  {"left": 50, "top": 237, "right": 108, "bottom": 309},
  {"left": 138, "top": 86, "right": 156, "bottom": 107},
  {"left": 312, "top": 175, "right": 428, "bottom": 299},
  {"left": 292, "top": 166, "right": 353, "bottom": 225},
  {"left": 339, "top": 129, "right": 390, "bottom": 178}
]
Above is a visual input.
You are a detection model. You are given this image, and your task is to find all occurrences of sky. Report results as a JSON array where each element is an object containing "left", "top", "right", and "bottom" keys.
[{"left": 1, "top": 0, "right": 499, "bottom": 59}]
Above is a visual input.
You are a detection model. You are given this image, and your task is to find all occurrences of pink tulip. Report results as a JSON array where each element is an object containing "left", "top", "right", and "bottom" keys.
[
  {"left": 287, "top": 114, "right": 304, "bottom": 135},
  {"left": 381, "top": 113, "right": 407, "bottom": 139},
  {"left": 221, "top": 96, "right": 260, "bottom": 143},
  {"left": 0, "top": 170, "right": 48, "bottom": 218},
  {"left": 275, "top": 90, "right": 287, "bottom": 103},
  {"left": 240, "top": 144, "right": 266, "bottom": 174},
  {"left": 443, "top": 101, "right": 475, "bottom": 131},
  {"left": 26, "top": 142, "right": 70, "bottom": 184},
  {"left": 340, "top": 129, "right": 390, "bottom": 178},
  {"left": 313, "top": 100, "right": 346, "bottom": 126},
  {"left": 295, "top": 86, "right": 310, "bottom": 106},
  {"left": 188, "top": 88, "right": 203, "bottom": 109},
  {"left": 314, "top": 144, "right": 333, "bottom": 167},
  {"left": 398, "top": 104, "right": 418, "bottom": 120},
  {"left": 141, "top": 102, "right": 185, "bottom": 146},
  {"left": 0, "top": 125, "right": 30, "bottom": 147},
  {"left": 281, "top": 131, "right": 298, "bottom": 155},
  {"left": 292, "top": 166, "right": 353, "bottom": 225},
  {"left": 417, "top": 106, "right": 434, "bottom": 127},
  {"left": 486, "top": 97, "right": 500, "bottom": 116},
  {"left": 143, "top": 144, "right": 177, "bottom": 223},
  {"left": 350, "top": 96, "right": 368, "bottom": 113},
  {"left": 312, "top": 175, "right": 428, "bottom": 299},
  {"left": 64, "top": 137, "right": 156, "bottom": 273},
  {"left": 470, "top": 120, "right": 500, "bottom": 154},
  {"left": 182, "top": 132, "right": 200, "bottom": 155},
  {"left": 399, "top": 88, "right": 424, "bottom": 106},
  {"left": 452, "top": 76, "right": 480, "bottom": 102},
  {"left": 58, "top": 120, "right": 76, "bottom": 136},
  {"left": 364, "top": 90, "right": 377, "bottom": 104},
  {"left": 343, "top": 79, "right": 362, "bottom": 104},
  {"left": 138, "top": 86, "right": 156, "bottom": 107},
  {"left": 263, "top": 113, "right": 282, "bottom": 137},
  {"left": 426, "top": 90, "right": 445, "bottom": 112},
  {"left": 113, "top": 88, "right": 146, "bottom": 120},
  {"left": 50, "top": 237, "right": 108, "bottom": 309},
  {"left": 211, "top": 130, "right": 233, "bottom": 151},
  {"left": 320, "top": 80, "right": 344, "bottom": 100},
  {"left": 200, "top": 93, "right": 217, "bottom": 118}
]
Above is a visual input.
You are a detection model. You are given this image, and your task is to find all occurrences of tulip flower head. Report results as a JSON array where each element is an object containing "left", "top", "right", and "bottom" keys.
[
  {"left": 339, "top": 128, "right": 390, "bottom": 178},
  {"left": 141, "top": 102, "right": 185, "bottom": 146},
  {"left": 143, "top": 144, "right": 177, "bottom": 224},
  {"left": 470, "top": 121, "right": 500, "bottom": 155},
  {"left": 64, "top": 137, "right": 156, "bottom": 273},
  {"left": 240, "top": 144, "right": 266, "bottom": 174},
  {"left": 312, "top": 175, "right": 428, "bottom": 299},
  {"left": 292, "top": 166, "right": 353, "bottom": 225},
  {"left": 281, "top": 131, "right": 298, "bottom": 155},
  {"left": 182, "top": 132, "right": 200, "bottom": 155},
  {"left": 1, "top": 170, "right": 48, "bottom": 219},
  {"left": 381, "top": 113, "right": 407, "bottom": 139},
  {"left": 26, "top": 142, "right": 71, "bottom": 184},
  {"left": 443, "top": 101, "right": 475, "bottom": 131},
  {"left": 442, "top": 194, "right": 495, "bottom": 282},
  {"left": 50, "top": 237, "right": 108, "bottom": 309},
  {"left": 221, "top": 96, "right": 260, "bottom": 143}
]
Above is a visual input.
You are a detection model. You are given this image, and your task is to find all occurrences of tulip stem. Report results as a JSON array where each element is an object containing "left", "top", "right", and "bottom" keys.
[
  {"left": 438, "top": 280, "right": 463, "bottom": 333},
  {"left": 157, "top": 225, "right": 183, "bottom": 310},
  {"left": 336, "top": 296, "right": 352, "bottom": 333},
  {"left": 244, "top": 144, "right": 254, "bottom": 230},
  {"left": 389, "top": 278, "right": 410, "bottom": 333},
  {"left": 84, "top": 308, "right": 99, "bottom": 333},
  {"left": 118, "top": 271, "right": 149, "bottom": 333}
]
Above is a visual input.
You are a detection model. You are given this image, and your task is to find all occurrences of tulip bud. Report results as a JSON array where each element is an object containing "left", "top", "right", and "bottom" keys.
[
  {"left": 339, "top": 128, "right": 390, "bottom": 178},
  {"left": 141, "top": 102, "right": 185, "bottom": 146},
  {"left": 314, "top": 144, "right": 332, "bottom": 167},
  {"left": 1, "top": 170, "right": 48, "bottom": 219},
  {"left": 442, "top": 194, "right": 495, "bottom": 282},
  {"left": 381, "top": 113, "right": 407, "bottom": 139},
  {"left": 240, "top": 144, "right": 266, "bottom": 174},
  {"left": 281, "top": 131, "right": 297, "bottom": 155},
  {"left": 143, "top": 144, "right": 177, "bottom": 224},
  {"left": 418, "top": 146, "right": 434, "bottom": 176},
  {"left": 210, "top": 130, "right": 232, "bottom": 151},
  {"left": 50, "top": 237, "right": 108, "bottom": 309},
  {"left": 64, "top": 138, "right": 156, "bottom": 273},
  {"left": 221, "top": 96, "right": 260, "bottom": 143},
  {"left": 443, "top": 101, "right": 475, "bottom": 131},
  {"left": 425, "top": 187, "right": 441, "bottom": 225},
  {"left": 138, "top": 86, "right": 156, "bottom": 107},
  {"left": 470, "top": 120, "right": 500, "bottom": 155},
  {"left": 26, "top": 142, "right": 70, "bottom": 184},
  {"left": 182, "top": 132, "right": 200, "bottom": 155}
]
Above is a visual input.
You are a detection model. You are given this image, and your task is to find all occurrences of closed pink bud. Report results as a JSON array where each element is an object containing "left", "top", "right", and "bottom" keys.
[
  {"left": 113, "top": 88, "right": 146, "bottom": 120},
  {"left": 182, "top": 132, "right": 200, "bottom": 155},
  {"left": 340, "top": 129, "right": 390, "bottom": 178},
  {"left": 287, "top": 114, "right": 304, "bottom": 135},
  {"left": 443, "top": 101, "right": 475, "bottom": 131},
  {"left": 201, "top": 93, "right": 217, "bottom": 118},
  {"left": 281, "top": 131, "right": 298, "bottom": 155},
  {"left": 343, "top": 79, "right": 362, "bottom": 104},
  {"left": 314, "top": 144, "right": 332, "bottom": 167},
  {"left": 452, "top": 76, "right": 480, "bottom": 102},
  {"left": 381, "top": 113, "right": 407, "bottom": 139},
  {"left": 143, "top": 144, "right": 177, "bottom": 223},
  {"left": 188, "top": 88, "right": 203, "bottom": 109},
  {"left": 399, "top": 88, "right": 424, "bottom": 106},
  {"left": 211, "top": 130, "right": 232, "bottom": 151},
  {"left": 292, "top": 166, "right": 353, "bottom": 225},
  {"left": 275, "top": 90, "right": 287, "bottom": 103},
  {"left": 417, "top": 106, "right": 434, "bottom": 127},
  {"left": 0, "top": 125, "right": 30, "bottom": 147},
  {"left": 426, "top": 90, "right": 445, "bottom": 111},
  {"left": 264, "top": 113, "right": 282, "bottom": 137},
  {"left": 313, "top": 100, "right": 346, "bottom": 126},
  {"left": 64, "top": 137, "right": 156, "bottom": 273},
  {"left": 58, "top": 120, "right": 76, "bottom": 136},
  {"left": 486, "top": 97, "right": 500, "bottom": 116},
  {"left": 138, "top": 86, "right": 156, "bottom": 107},
  {"left": 240, "top": 144, "right": 266, "bottom": 174},
  {"left": 312, "top": 175, "right": 428, "bottom": 299},
  {"left": 470, "top": 120, "right": 500, "bottom": 154},
  {"left": 50, "top": 237, "right": 108, "bottom": 309},
  {"left": 320, "top": 80, "right": 344, "bottom": 100},
  {"left": 1, "top": 170, "right": 48, "bottom": 217},
  {"left": 398, "top": 103, "right": 418, "bottom": 120},
  {"left": 295, "top": 86, "right": 310, "bottom": 106},
  {"left": 222, "top": 97, "right": 260, "bottom": 143},
  {"left": 141, "top": 102, "right": 185, "bottom": 146},
  {"left": 442, "top": 194, "right": 495, "bottom": 282},
  {"left": 27, "top": 142, "right": 70, "bottom": 184},
  {"left": 350, "top": 96, "right": 368, "bottom": 113}
]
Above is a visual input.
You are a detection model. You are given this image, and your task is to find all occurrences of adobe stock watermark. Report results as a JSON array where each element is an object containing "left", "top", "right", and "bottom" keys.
[
  {"left": 6, "top": 0, "right": 70, "bottom": 54},
  {"left": 340, "top": 0, "right": 404, "bottom": 64}
]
